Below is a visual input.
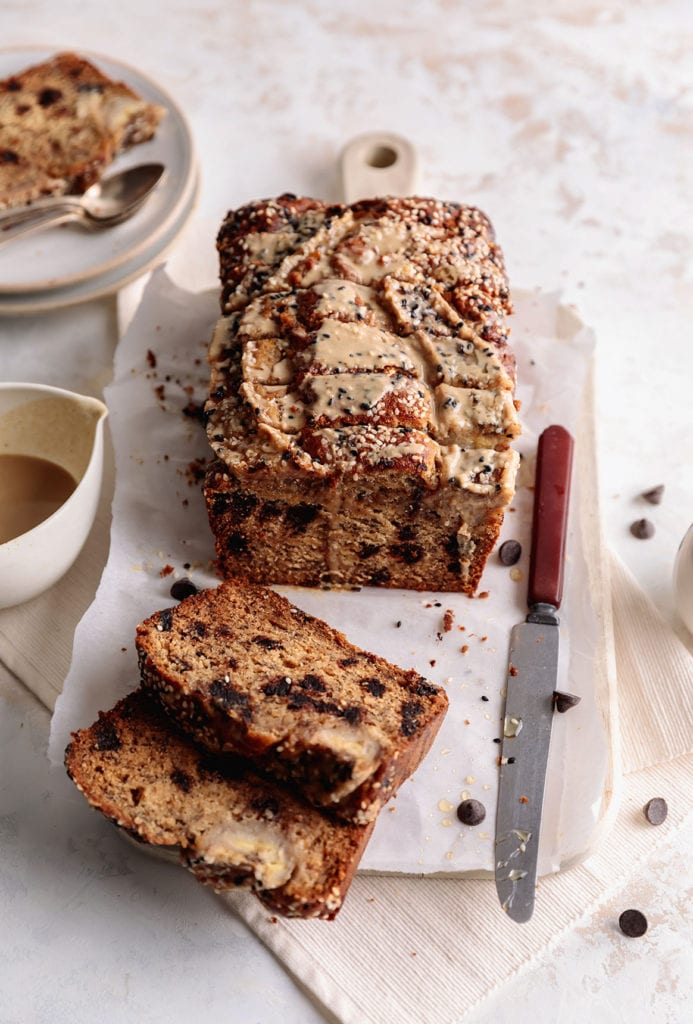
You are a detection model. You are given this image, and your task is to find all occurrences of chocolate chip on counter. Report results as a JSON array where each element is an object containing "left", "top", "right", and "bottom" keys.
[
  {"left": 498, "top": 539, "right": 522, "bottom": 566},
  {"left": 630, "top": 518, "right": 655, "bottom": 539},
  {"left": 618, "top": 909, "right": 648, "bottom": 938},
  {"left": 553, "top": 690, "right": 581, "bottom": 713},
  {"left": 456, "top": 799, "right": 486, "bottom": 826},
  {"left": 170, "top": 577, "right": 198, "bottom": 601},
  {"left": 643, "top": 797, "right": 668, "bottom": 826},
  {"left": 641, "top": 484, "right": 664, "bottom": 505}
]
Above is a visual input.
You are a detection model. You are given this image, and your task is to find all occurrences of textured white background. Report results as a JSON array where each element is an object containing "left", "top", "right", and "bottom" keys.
[{"left": 1, "top": 1, "right": 692, "bottom": 1022}]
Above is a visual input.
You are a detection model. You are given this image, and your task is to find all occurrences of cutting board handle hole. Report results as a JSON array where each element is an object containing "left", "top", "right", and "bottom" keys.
[{"left": 365, "top": 144, "right": 398, "bottom": 168}]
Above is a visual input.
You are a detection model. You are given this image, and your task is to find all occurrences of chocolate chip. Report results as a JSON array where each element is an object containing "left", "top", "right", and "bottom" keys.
[
  {"left": 262, "top": 677, "right": 292, "bottom": 697},
  {"left": 170, "top": 577, "right": 198, "bottom": 601},
  {"left": 618, "top": 909, "right": 648, "bottom": 937},
  {"left": 362, "top": 677, "right": 386, "bottom": 698},
  {"left": 38, "top": 87, "right": 62, "bottom": 106},
  {"left": 285, "top": 502, "right": 321, "bottom": 531},
  {"left": 498, "top": 539, "right": 522, "bottom": 566},
  {"left": 251, "top": 635, "right": 283, "bottom": 650},
  {"left": 643, "top": 797, "right": 668, "bottom": 826},
  {"left": 630, "top": 518, "right": 655, "bottom": 540},
  {"left": 299, "top": 673, "right": 326, "bottom": 693},
  {"left": 170, "top": 769, "right": 193, "bottom": 793},
  {"left": 1, "top": 149, "right": 19, "bottom": 164},
  {"left": 641, "top": 485, "right": 664, "bottom": 505},
  {"left": 157, "top": 608, "right": 174, "bottom": 632},
  {"left": 456, "top": 799, "right": 486, "bottom": 826},
  {"left": 553, "top": 690, "right": 581, "bottom": 713},
  {"left": 93, "top": 719, "right": 121, "bottom": 752}
]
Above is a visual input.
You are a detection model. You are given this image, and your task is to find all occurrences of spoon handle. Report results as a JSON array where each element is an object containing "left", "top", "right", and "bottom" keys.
[{"left": 0, "top": 206, "right": 84, "bottom": 248}]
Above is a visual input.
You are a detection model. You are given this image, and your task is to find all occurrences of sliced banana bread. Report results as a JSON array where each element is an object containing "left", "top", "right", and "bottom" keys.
[
  {"left": 65, "top": 689, "right": 374, "bottom": 920},
  {"left": 136, "top": 581, "right": 448, "bottom": 823},
  {"left": 0, "top": 52, "right": 165, "bottom": 210}
]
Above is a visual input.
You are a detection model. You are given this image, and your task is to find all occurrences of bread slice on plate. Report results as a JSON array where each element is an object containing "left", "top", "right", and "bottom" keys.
[
  {"left": 0, "top": 51, "right": 165, "bottom": 210},
  {"left": 136, "top": 581, "right": 449, "bottom": 823},
  {"left": 65, "top": 689, "right": 374, "bottom": 920}
]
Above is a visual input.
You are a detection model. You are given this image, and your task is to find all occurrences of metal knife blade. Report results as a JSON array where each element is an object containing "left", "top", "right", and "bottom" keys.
[{"left": 495, "top": 424, "right": 574, "bottom": 923}]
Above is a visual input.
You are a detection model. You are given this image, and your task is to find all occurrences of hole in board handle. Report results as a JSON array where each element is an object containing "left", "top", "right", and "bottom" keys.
[{"left": 365, "top": 144, "right": 398, "bottom": 169}]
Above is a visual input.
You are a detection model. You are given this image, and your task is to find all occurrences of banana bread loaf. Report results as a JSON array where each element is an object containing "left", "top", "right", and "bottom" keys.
[
  {"left": 0, "top": 52, "right": 164, "bottom": 210},
  {"left": 136, "top": 581, "right": 448, "bottom": 823},
  {"left": 65, "top": 689, "right": 374, "bottom": 920},
  {"left": 205, "top": 194, "right": 520, "bottom": 593}
]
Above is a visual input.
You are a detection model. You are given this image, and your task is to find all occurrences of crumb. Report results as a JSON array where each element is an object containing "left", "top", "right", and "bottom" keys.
[
  {"left": 519, "top": 795, "right": 529, "bottom": 804},
  {"left": 367, "top": 896, "right": 376, "bottom": 903},
  {"left": 269, "top": 916, "right": 278, "bottom": 924},
  {"left": 429, "top": 659, "right": 436, "bottom": 667},
  {"left": 478, "top": 591, "right": 490, "bottom": 600},
  {"left": 436, "top": 631, "right": 443, "bottom": 641},
  {"left": 464, "top": 719, "right": 470, "bottom": 725},
  {"left": 146, "top": 349, "right": 157, "bottom": 368},
  {"left": 461, "top": 645, "right": 469, "bottom": 654},
  {"left": 458, "top": 625, "right": 466, "bottom": 631},
  {"left": 443, "top": 609, "right": 455, "bottom": 632},
  {"left": 480, "top": 636, "right": 488, "bottom": 642},
  {"left": 509, "top": 665, "right": 518, "bottom": 676},
  {"left": 182, "top": 400, "right": 205, "bottom": 423},
  {"left": 159, "top": 564, "right": 174, "bottom": 577},
  {"left": 121, "top": 647, "right": 127, "bottom": 653},
  {"left": 154, "top": 384, "right": 165, "bottom": 402}
]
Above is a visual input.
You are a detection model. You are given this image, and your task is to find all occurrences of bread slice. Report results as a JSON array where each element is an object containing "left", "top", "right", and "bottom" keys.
[
  {"left": 65, "top": 689, "right": 374, "bottom": 920},
  {"left": 205, "top": 194, "right": 520, "bottom": 594},
  {"left": 0, "top": 52, "right": 165, "bottom": 210},
  {"left": 136, "top": 581, "right": 449, "bottom": 823}
]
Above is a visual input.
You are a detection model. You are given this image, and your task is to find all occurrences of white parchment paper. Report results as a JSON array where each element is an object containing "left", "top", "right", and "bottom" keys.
[{"left": 49, "top": 268, "right": 605, "bottom": 876}]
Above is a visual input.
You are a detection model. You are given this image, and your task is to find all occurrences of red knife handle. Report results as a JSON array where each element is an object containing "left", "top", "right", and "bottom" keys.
[{"left": 528, "top": 424, "right": 575, "bottom": 609}]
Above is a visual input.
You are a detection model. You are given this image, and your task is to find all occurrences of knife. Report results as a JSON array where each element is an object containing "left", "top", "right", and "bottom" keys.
[{"left": 494, "top": 424, "right": 575, "bottom": 922}]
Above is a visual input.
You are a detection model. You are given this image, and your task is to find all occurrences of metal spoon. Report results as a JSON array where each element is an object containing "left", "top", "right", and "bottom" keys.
[{"left": 0, "top": 163, "right": 166, "bottom": 246}]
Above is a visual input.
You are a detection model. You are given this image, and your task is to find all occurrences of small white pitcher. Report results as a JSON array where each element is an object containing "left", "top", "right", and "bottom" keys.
[{"left": 0, "top": 382, "right": 108, "bottom": 609}]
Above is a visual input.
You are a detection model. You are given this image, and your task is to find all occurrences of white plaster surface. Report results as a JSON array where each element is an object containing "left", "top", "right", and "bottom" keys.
[{"left": 1, "top": 1, "right": 691, "bottom": 1021}]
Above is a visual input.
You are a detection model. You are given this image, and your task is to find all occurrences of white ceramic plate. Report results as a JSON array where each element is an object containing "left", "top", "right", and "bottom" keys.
[{"left": 0, "top": 47, "right": 197, "bottom": 300}]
